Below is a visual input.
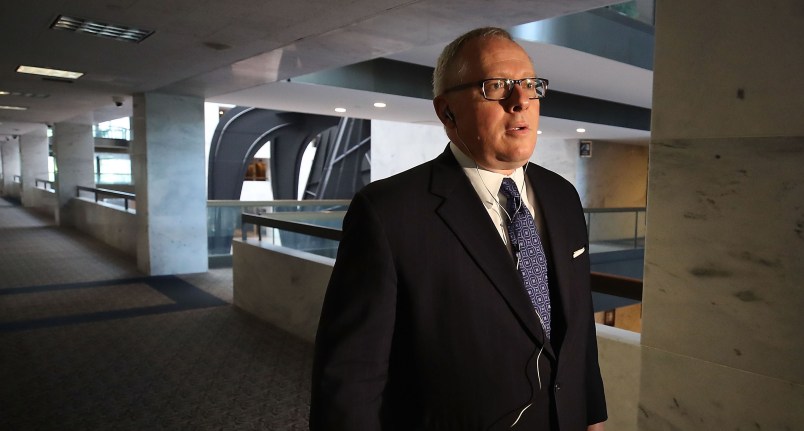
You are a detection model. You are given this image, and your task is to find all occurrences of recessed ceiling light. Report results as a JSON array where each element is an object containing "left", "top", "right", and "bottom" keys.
[
  {"left": 334, "top": 107, "right": 347, "bottom": 113},
  {"left": 0, "top": 105, "right": 28, "bottom": 111},
  {"left": 0, "top": 90, "right": 49, "bottom": 98},
  {"left": 373, "top": 102, "right": 387, "bottom": 108},
  {"left": 51, "top": 15, "right": 153, "bottom": 43},
  {"left": 576, "top": 128, "right": 586, "bottom": 133},
  {"left": 17, "top": 65, "right": 83, "bottom": 80}
]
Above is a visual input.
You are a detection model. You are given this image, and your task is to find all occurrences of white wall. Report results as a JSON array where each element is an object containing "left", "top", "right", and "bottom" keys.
[
  {"left": 531, "top": 137, "right": 578, "bottom": 185},
  {"left": 370, "top": 120, "right": 446, "bottom": 181},
  {"left": 371, "top": 120, "right": 580, "bottom": 187}
]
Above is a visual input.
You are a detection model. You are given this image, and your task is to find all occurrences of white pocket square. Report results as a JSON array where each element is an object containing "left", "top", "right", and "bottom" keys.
[{"left": 572, "top": 247, "right": 586, "bottom": 258}]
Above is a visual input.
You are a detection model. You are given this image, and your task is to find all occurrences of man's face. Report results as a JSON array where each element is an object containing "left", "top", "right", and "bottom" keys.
[{"left": 437, "top": 37, "right": 540, "bottom": 173}]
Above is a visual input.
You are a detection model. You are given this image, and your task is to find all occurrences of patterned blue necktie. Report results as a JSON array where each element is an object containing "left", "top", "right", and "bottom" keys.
[{"left": 500, "top": 178, "right": 551, "bottom": 339}]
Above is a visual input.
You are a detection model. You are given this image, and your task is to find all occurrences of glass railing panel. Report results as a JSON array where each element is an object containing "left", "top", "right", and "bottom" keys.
[
  {"left": 241, "top": 211, "right": 345, "bottom": 259},
  {"left": 206, "top": 200, "right": 349, "bottom": 258},
  {"left": 585, "top": 207, "right": 646, "bottom": 253}
]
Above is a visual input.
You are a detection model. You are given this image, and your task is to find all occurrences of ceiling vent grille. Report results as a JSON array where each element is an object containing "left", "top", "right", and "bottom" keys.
[{"left": 51, "top": 15, "right": 154, "bottom": 43}]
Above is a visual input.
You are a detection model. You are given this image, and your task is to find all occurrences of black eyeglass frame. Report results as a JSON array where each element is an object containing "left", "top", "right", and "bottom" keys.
[{"left": 441, "top": 77, "right": 549, "bottom": 101}]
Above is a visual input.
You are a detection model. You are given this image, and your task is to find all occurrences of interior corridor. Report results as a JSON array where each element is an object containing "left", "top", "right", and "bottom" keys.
[{"left": 0, "top": 197, "right": 312, "bottom": 430}]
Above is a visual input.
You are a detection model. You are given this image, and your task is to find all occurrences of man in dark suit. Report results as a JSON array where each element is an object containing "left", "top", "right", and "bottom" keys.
[{"left": 311, "top": 27, "right": 607, "bottom": 430}]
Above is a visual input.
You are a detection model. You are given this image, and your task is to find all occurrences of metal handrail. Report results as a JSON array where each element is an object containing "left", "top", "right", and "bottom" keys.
[
  {"left": 76, "top": 185, "right": 135, "bottom": 211},
  {"left": 584, "top": 207, "right": 646, "bottom": 249},
  {"left": 239, "top": 205, "right": 643, "bottom": 302},
  {"left": 208, "top": 199, "right": 350, "bottom": 208},
  {"left": 241, "top": 212, "right": 343, "bottom": 241},
  {"left": 584, "top": 207, "right": 645, "bottom": 214},
  {"left": 35, "top": 178, "right": 55, "bottom": 191},
  {"left": 590, "top": 271, "right": 642, "bottom": 301}
]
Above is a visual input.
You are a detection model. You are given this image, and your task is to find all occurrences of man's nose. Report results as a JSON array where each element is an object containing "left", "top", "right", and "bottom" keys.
[{"left": 506, "top": 82, "right": 531, "bottom": 112}]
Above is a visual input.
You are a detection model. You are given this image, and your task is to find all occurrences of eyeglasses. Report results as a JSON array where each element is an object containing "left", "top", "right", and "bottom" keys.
[{"left": 442, "top": 77, "right": 549, "bottom": 101}]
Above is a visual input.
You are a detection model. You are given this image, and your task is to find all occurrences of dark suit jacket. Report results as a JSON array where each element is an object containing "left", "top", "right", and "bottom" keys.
[{"left": 311, "top": 147, "right": 606, "bottom": 430}]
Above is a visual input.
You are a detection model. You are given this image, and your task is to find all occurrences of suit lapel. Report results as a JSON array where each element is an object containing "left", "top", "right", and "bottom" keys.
[
  {"left": 527, "top": 166, "right": 580, "bottom": 345},
  {"left": 430, "top": 149, "right": 552, "bottom": 351}
]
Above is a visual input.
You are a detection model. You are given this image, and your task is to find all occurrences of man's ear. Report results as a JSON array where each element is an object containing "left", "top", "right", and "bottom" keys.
[{"left": 433, "top": 96, "right": 454, "bottom": 128}]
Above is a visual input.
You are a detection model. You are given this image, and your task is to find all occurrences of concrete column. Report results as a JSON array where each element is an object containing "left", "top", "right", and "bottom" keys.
[
  {"left": 1, "top": 136, "right": 21, "bottom": 197},
  {"left": 19, "top": 125, "right": 48, "bottom": 208},
  {"left": 132, "top": 92, "right": 207, "bottom": 275},
  {"left": 53, "top": 122, "right": 95, "bottom": 226},
  {"left": 639, "top": 0, "right": 804, "bottom": 429}
]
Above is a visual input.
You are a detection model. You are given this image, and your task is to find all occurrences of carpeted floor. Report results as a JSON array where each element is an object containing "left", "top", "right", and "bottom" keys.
[{"left": 0, "top": 198, "right": 313, "bottom": 430}]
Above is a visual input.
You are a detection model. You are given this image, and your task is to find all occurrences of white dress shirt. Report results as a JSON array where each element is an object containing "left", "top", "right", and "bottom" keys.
[{"left": 449, "top": 142, "right": 547, "bottom": 254}]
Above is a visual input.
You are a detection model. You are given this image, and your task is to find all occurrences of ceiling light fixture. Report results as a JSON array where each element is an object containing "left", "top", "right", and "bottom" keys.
[
  {"left": 334, "top": 107, "right": 347, "bottom": 113},
  {"left": 0, "top": 105, "right": 28, "bottom": 111},
  {"left": 51, "top": 15, "right": 154, "bottom": 43},
  {"left": 17, "top": 65, "right": 83, "bottom": 80},
  {"left": 576, "top": 128, "right": 586, "bottom": 133},
  {"left": 373, "top": 102, "right": 387, "bottom": 108},
  {"left": 0, "top": 90, "right": 50, "bottom": 98}
]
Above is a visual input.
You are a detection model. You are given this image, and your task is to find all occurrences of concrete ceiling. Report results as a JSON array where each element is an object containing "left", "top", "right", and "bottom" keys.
[{"left": 0, "top": 0, "right": 648, "bottom": 142}]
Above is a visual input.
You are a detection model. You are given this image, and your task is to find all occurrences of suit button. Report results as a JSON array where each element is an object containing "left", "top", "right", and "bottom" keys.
[{"left": 554, "top": 383, "right": 561, "bottom": 392}]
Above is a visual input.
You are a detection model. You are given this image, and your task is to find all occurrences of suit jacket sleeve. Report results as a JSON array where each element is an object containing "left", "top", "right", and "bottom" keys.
[
  {"left": 586, "top": 303, "right": 608, "bottom": 425},
  {"left": 310, "top": 190, "right": 397, "bottom": 431}
]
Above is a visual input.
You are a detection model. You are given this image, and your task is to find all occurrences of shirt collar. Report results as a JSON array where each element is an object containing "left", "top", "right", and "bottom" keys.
[{"left": 449, "top": 142, "right": 527, "bottom": 207}]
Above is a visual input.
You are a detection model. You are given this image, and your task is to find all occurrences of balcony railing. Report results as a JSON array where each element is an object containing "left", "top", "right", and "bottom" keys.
[
  {"left": 35, "top": 178, "right": 55, "bottom": 193},
  {"left": 76, "top": 186, "right": 136, "bottom": 211},
  {"left": 584, "top": 207, "right": 646, "bottom": 252},
  {"left": 207, "top": 200, "right": 350, "bottom": 260}
]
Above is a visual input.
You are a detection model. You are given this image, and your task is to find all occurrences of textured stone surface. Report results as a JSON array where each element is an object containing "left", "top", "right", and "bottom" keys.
[
  {"left": 596, "top": 325, "right": 641, "bottom": 431},
  {"left": 19, "top": 125, "right": 48, "bottom": 208},
  {"left": 233, "top": 240, "right": 333, "bottom": 343},
  {"left": 132, "top": 92, "right": 207, "bottom": 275},
  {"left": 638, "top": 346, "right": 804, "bottom": 431},
  {"left": 53, "top": 122, "right": 95, "bottom": 227},
  {"left": 371, "top": 120, "right": 445, "bottom": 182},
  {"left": 643, "top": 137, "right": 804, "bottom": 383},
  {"left": 72, "top": 198, "right": 138, "bottom": 257},
  {"left": 652, "top": 0, "right": 804, "bottom": 141}
]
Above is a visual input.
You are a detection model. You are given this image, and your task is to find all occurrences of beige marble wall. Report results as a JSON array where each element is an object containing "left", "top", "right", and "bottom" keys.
[
  {"left": 652, "top": 2, "right": 804, "bottom": 140},
  {"left": 641, "top": 0, "right": 804, "bottom": 429},
  {"left": 72, "top": 198, "right": 138, "bottom": 258},
  {"left": 644, "top": 138, "right": 803, "bottom": 381},
  {"left": 233, "top": 240, "right": 334, "bottom": 343},
  {"left": 576, "top": 141, "right": 648, "bottom": 209},
  {"left": 29, "top": 188, "right": 57, "bottom": 219},
  {"left": 596, "top": 325, "right": 641, "bottom": 431}
]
